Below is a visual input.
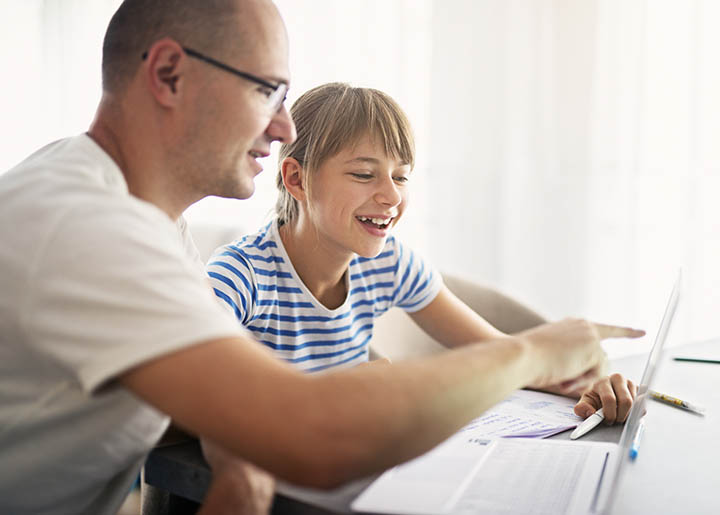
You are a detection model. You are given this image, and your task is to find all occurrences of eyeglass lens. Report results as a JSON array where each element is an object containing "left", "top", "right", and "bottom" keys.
[{"left": 269, "top": 84, "right": 288, "bottom": 112}]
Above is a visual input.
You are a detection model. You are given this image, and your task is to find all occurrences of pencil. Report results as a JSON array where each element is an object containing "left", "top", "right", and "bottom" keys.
[
  {"left": 673, "top": 357, "right": 720, "bottom": 364},
  {"left": 649, "top": 390, "right": 705, "bottom": 416}
]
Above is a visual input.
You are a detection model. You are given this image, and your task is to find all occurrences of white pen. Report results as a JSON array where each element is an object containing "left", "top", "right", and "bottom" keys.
[
  {"left": 570, "top": 407, "right": 605, "bottom": 440},
  {"left": 629, "top": 419, "right": 645, "bottom": 460}
]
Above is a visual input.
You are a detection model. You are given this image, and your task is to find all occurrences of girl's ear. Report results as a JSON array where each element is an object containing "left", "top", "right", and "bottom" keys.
[{"left": 281, "top": 157, "right": 307, "bottom": 202}]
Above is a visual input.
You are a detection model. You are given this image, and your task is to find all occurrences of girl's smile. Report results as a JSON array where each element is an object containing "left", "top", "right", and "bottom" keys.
[{"left": 355, "top": 215, "right": 395, "bottom": 237}]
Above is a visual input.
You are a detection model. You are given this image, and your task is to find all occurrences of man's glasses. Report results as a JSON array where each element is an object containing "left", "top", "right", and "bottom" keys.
[{"left": 142, "top": 47, "right": 288, "bottom": 112}]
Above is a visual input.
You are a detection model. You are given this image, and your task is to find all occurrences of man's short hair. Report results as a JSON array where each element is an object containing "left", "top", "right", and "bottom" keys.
[{"left": 101, "top": 0, "right": 242, "bottom": 94}]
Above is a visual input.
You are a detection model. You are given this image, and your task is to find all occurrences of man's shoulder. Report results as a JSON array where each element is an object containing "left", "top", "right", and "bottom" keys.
[
  {"left": 1, "top": 135, "right": 174, "bottom": 240},
  {"left": 3, "top": 134, "right": 121, "bottom": 184}
]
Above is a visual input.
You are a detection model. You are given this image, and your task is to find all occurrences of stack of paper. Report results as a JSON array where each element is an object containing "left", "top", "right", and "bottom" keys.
[{"left": 456, "top": 389, "right": 583, "bottom": 439}]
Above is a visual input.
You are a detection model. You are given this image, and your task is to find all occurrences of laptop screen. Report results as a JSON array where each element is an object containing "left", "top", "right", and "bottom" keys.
[{"left": 601, "top": 270, "right": 681, "bottom": 513}]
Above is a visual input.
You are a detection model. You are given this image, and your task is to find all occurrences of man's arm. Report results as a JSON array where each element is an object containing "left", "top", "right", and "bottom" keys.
[
  {"left": 120, "top": 319, "right": 616, "bottom": 489},
  {"left": 409, "top": 289, "right": 643, "bottom": 422}
]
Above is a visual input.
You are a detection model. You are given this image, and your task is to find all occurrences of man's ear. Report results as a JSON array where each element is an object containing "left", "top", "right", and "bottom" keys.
[
  {"left": 142, "top": 38, "right": 187, "bottom": 107},
  {"left": 281, "top": 157, "right": 307, "bottom": 202}
]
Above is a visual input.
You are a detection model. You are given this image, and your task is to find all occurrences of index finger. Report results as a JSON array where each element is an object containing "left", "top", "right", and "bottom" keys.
[
  {"left": 574, "top": 391, "right": 601, "bottom": 419},
  {"left": 593, "top": 323, "right": 645, "bottom": 340}
]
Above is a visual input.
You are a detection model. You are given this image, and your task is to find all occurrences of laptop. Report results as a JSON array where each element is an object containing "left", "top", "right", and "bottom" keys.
[{"left": 352, "top": 273, "right": 681, "bottom": 515}]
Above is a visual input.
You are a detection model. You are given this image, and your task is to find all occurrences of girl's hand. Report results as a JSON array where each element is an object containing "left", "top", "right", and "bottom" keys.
[{"left": 573, "top": 373, "right": 638, "bottom": 424}]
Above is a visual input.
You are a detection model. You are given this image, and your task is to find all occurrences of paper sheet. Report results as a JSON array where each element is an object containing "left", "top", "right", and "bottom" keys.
[
  {"left": 387, "top": 390, "right": 583, "bottom": 487},
  {"left": 455, "top": 389, "right": 583, "bottom": 439},
  {"left": 449, "top": 439, "right": 603, "bottom": 515},
  {"left": 352, "top": 391, "right": 592, "bottom": 514}
]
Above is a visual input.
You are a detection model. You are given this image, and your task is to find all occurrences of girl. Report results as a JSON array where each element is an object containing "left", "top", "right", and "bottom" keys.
[{"left": 206, "top": 82, "right": 636, "bottom": 413}]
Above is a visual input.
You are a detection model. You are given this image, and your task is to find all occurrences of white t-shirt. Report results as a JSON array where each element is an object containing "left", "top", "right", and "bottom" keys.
[{"left": 0, "top": 135, "right": 241, "bottom": 514}]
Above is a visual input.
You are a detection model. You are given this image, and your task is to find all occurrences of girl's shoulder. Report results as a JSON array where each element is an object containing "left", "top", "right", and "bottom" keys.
[
  {"left": 206, "top": 222, "right": 282, "bottom": 279},
  {"left": 212, "top": 222, "right": 276, "bottom": 257}
]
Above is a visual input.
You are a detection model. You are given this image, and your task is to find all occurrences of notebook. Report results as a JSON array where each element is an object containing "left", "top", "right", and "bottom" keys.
[{"left": 352, "top": 273, "right": 681, "bottom": 515}]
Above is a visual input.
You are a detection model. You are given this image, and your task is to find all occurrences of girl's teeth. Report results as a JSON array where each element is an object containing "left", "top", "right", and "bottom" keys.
[{"left": 358, "top": 216, "right": 391, "bottom": 228}]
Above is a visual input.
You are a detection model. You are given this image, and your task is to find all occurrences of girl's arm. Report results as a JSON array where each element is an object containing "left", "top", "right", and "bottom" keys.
[{"left": 408, "top": 285, "right": 506, "bottom": 347}]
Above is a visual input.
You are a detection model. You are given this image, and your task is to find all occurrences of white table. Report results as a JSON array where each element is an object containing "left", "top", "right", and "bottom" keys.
[
  {"left": 602, "top": 338, "right": 720, "bottom": 514},
  {"left": 276, "top": 338, "right": 720, "bottom": 514}
]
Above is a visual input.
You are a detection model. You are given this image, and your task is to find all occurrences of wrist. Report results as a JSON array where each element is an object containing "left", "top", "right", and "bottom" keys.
[{"left": 505, "top": 333, "right": 544, "bottom": 388}]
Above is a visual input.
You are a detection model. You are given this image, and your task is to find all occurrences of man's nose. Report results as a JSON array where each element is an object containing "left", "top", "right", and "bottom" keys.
[{"left": 267, "top": 104, "right": 296, "bottom": 144}]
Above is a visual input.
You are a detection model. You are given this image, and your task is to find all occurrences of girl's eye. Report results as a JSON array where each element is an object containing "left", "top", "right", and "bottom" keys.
[
  {"left": 393, "top": 176, "right": 409, "bottom": 184},
  {"left": 351, "top": 173, "right": 373, "bottom": 180}
]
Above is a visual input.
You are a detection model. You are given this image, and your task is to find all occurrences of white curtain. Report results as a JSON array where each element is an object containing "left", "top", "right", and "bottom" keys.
[
  {"left": 2, "top": 1, "right": 717, "bottom": 355},
  {"left": 423, "top": 0, "right": 720, "bottom": 353},
  {"left": 0, "top": 1, "right": 120, "bottom": 169}
]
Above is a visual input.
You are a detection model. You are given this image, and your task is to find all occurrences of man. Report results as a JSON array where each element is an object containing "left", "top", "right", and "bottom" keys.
[{"left": 0, "top": 1, "right": 641, "bottom": 514}]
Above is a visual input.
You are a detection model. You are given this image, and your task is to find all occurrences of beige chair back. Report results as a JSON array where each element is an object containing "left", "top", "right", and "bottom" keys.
[{"left": 370, "top": 274, "right": 546, "bottom": 361}]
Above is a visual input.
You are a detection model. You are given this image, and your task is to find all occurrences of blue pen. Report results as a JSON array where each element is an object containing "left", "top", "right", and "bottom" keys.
[{"left": 629, "top": 419, "right": 645, "bottom": 460}]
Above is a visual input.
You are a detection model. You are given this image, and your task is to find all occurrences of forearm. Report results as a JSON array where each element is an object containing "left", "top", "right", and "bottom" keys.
[
  {"left": 123, "top": 320, "right": 611, "bottom": 489},
  {"left": 259, "top": 336, "right": 535, "bottom": 487},
  {"left": 266, "top": 320, "right": 620, "bottom": 486}
]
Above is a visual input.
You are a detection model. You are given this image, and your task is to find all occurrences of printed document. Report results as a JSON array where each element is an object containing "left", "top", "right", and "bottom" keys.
[{"left": 457, "top": 389, "right": 582, "bottom": 439}]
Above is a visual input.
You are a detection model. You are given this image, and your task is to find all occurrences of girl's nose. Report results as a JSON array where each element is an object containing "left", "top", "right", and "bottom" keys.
[{"left": 375, "top": 176, "right": 402, "bottom": 206}]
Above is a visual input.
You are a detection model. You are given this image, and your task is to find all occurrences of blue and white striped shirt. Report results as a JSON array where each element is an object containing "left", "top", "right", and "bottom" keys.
[{"left": 206, "top": 220, "right": 442, "bottom": 372}]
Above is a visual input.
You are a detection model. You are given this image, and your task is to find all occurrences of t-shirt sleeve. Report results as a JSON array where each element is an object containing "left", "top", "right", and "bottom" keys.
[
  {"left": 176, "top": 215, "right": 204, "bottom": 270},
  {"left": 205, "top": 244, "right": 256, "bottom": 326},
  {"left": 23, "top": 203, "right": 243, "bottom": 393},
  {"left": 391, "top": 237, "right": 443, "bottom": 312}
]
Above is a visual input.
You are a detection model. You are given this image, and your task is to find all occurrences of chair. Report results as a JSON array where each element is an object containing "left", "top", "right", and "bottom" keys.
[{"left": 369, "top": 274, "right": 546, "bottom": 361}]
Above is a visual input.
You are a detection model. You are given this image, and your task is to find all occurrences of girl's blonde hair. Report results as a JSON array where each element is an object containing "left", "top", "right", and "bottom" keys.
[{"left": 276, "top": 82, "right": 415, "bottom": 225}]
